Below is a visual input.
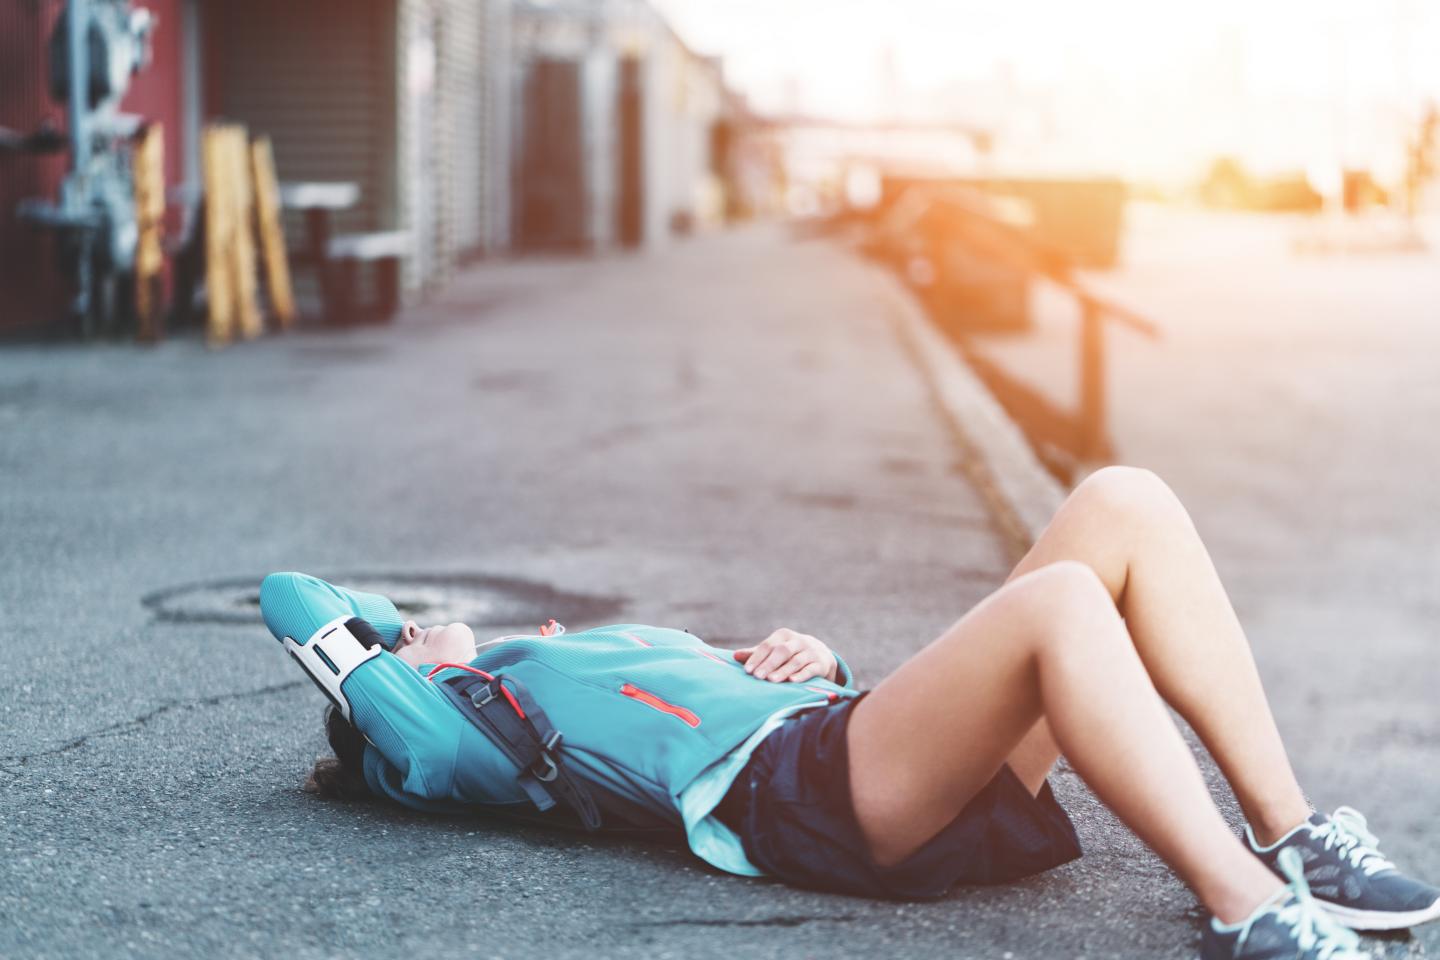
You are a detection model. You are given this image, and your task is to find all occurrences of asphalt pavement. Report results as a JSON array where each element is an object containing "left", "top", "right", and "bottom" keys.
[{"left": 0, "top": 224, "right": 1424, "bottom": 958}]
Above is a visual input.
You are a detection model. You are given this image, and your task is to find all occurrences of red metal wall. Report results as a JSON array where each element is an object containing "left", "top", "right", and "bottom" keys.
[
  {"left": 0, "top": 0, "right": 66, "bottom": 330},
  {"left": 0, "top": 0, "right": 184, "bottom": 333},
  {"left": 124, "top": 0, "right": 185, "bottom": 187}
]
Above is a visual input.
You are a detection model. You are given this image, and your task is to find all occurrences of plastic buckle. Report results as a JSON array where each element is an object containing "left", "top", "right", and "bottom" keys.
[
  {"left": 532, "top": 753, "right": 559, "bottom": 783},
  {"left": 543, "top": 730, "right": 562, "bottom": 751},
  {"left": 471, "top": 684, "right": 498, "bottom": 708}
]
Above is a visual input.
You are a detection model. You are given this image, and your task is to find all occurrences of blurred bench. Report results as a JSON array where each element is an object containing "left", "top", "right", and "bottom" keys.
[
  {"left": 168, "top": 175, "right": 410, "bottom": 332},
  {"left": 326, "top": 230, "right": 410, "bottom": 325},
  {"left": 279, "top": 181, "right": 409, "bottom": 325}
]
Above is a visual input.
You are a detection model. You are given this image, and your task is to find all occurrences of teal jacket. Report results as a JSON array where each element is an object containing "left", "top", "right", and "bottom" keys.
[{"left": 259, "top": 573, "right": 859, "bottom": 824}]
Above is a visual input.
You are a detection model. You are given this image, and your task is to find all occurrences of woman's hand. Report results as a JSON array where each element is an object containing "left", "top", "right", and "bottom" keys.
[{"left": 733, "top": 628, "right": 838, "bottom": 684}]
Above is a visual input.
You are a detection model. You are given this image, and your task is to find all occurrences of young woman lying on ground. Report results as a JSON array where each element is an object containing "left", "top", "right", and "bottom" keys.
[{"left": 259, "top": 466, "right": 1439, "bottom": 960}]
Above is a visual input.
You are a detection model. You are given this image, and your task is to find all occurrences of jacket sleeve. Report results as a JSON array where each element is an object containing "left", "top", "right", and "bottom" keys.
[
  {"left": 258, "top": 571, "right": 407, "bottom": 650},
  {"left": 342, "top": 653, "right": 467, "bottom": 803},
  {"left": 259, "top": 572, "right": 520, "bottom": 807},
  {"left": 345, "top": 658, "right": 528, "bottom": 808},
  {"left": 831, "top": 649, "right": 858, "bottom": 690}
]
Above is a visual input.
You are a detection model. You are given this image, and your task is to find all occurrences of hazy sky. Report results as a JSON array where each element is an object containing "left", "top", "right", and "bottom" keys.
[{"left": 651, "top": 0, "right": 1440, "bottom": 179}]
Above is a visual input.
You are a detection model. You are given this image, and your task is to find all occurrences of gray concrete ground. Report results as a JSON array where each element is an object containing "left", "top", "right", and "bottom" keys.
[
  {"left": 969, "top": 205, "right": 1440, "bottom": 956},
  {"left": 0, "top": 223, "right": 1423, "bottom": 959}
]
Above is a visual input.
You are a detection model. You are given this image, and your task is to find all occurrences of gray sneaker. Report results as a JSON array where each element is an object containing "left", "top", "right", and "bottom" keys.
[
  {"left": 1246, "top": 806, "right": 1440, "bottom": 931},
  {"left": 1201, "top": 848, "right": 1372, "bottom": 959}
]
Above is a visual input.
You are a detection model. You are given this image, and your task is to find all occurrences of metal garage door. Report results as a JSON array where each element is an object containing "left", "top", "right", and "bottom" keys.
[{"left": 209, "top": 0, "right": 397, "bottom": 243}]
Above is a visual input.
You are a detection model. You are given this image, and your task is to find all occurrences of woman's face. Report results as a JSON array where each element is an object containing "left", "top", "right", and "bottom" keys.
[{"left": 392, "top": 619, "right": 476, "bottom": 668}]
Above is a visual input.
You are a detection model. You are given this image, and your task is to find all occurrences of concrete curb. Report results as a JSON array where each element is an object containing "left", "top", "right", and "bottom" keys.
[{"left": 875, "top": 263, "right": 1066, "bottom": 560}]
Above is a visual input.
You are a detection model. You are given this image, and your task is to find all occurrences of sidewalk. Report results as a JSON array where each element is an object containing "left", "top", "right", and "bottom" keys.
[{"left": 0, "top": 226, "right": 1409, "bottom": 958}]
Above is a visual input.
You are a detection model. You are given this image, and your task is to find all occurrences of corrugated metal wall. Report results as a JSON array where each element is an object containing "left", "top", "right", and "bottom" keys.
[
  {"left": 481, "top": 0, "right": 512, "bottom": 253},
  {"left": 209, "top": 0, "right": 397, "bottom": 241},
  {"left": 396, "top": 0, "right": 440, "bottom": 292},
  {"left": 214, "top": 0, "right": 498, "bottom": 302},
  {"left": 581, "top": 50, "right": 617, "bottom": 248},
  {"left": 510, "top": 1, "right": 719, "bottom": 252},
  {"left": 441, "top": 0, "right": 482, "bottom": 257},
  {"left": 396, "top": 0, "right": 494, "bottom": 292}
]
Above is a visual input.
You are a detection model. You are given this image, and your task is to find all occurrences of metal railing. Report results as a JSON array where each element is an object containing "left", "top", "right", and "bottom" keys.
[{"left": 869, "top": 183, "right": 1159, "bottom": 472}]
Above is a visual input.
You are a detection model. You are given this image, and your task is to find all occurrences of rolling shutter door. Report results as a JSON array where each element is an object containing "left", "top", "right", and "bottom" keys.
[{"left": 212, "top": 0, "right": 396, "bottom": 243}]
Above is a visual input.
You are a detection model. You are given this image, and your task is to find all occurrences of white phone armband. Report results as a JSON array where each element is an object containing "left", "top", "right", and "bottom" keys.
[{"left": 283, "top": 615, "right": 382, "bottom": 722}]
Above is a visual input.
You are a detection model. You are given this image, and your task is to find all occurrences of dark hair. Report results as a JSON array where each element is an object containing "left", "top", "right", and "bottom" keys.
[{"left": 304, "top": 706, "right": 370, "bottom": 799}]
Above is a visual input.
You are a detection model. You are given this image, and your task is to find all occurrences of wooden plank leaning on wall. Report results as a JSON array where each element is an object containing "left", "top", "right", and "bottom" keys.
[
  {"left": 202, "top": 124, "right": 263, "bottom": 346},
  {"left": 202, "top": 126, "right": 234, "bottom": 345},
  {"left": 133, "top": 122, "right": 165, "bottom": 343},
  {"left": 250, "top": 135, "right": 296, "bottom": 329},
  {"left": 228, "top": 126, "right": 263, "bottom": 341}
]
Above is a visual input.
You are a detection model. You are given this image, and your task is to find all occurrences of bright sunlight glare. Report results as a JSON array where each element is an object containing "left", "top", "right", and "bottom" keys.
[{"left": 652, "top": 0, "right": 1440, "bottom": 182}]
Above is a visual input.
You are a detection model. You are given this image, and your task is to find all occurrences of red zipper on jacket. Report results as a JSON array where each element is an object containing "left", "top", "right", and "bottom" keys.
[
  {"left": 804, "top": 684, "right": 840, "bottom": 703},
  {"left": 619, "top": 683, "right": 701, "bottom": 728}
]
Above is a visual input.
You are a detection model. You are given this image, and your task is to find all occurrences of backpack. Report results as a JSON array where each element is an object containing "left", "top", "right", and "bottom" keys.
[{"left": 311, "top": 618, "right": 678, "bottom": 837}]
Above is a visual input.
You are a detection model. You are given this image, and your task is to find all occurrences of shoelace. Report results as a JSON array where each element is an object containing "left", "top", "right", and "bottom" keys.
[
  {"left": 1247, "top": 847, "right": 1369, "bottom": 960},
  {"left": 1309, "top": 806, "right": 1396, "bottom": 876}
]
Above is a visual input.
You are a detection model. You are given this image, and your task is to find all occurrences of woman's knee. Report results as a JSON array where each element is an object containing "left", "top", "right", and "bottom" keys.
[
  {"left": 1007, "top": 561, "right": 1118, "bottom": 640},
  {"left": 1067, "top": 465, "right": 1187, "bottom": 531}
]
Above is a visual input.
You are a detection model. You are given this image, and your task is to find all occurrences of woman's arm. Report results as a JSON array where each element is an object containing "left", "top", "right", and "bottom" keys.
[
  {"left": 259, "top": 571, "right": 407, "bottom": 649},
  {"left": 341, "top": 652, "right": 468, "bottom": 802},
  {"left": 259, "top": 572, "right": 519, "bottom": 806}
]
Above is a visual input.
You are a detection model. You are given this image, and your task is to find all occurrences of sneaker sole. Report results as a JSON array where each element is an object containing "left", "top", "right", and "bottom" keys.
[{"left": 1318, "top": 895, "right": 1440, "bottom": 931}]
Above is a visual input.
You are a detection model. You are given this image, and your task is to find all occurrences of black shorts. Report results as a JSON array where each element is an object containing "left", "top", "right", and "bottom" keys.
[{"left": 713, "top": 693, "right": 1082, "bottom": 899}]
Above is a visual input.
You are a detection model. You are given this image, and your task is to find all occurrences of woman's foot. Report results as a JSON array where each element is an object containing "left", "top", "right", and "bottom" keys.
[
  {"left": 1245, "top": 806, "right": 1440, "bottom": 931},
  {"left": 1201, "top": 848, "right": 1372, "bottom": 959}
]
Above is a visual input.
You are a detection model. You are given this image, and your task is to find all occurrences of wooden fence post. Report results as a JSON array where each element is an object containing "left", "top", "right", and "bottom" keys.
[
  {"left": 203, "top": 124, "right": 265, "bottom": 346},
  {"left": 133, "top": 122, "right": 166, "bottom": 342},
  {"left": 229, "top": 127, "right": 263, "bottom": 340},
  {"left": 202, "top": 125, "right": 234, "bottom": 346},
  {"left": 250, "top": 135, "right": 296, "bottom": 328}
]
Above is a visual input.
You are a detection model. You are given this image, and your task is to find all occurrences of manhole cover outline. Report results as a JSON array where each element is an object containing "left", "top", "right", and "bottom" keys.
[{"left": 141, "top": 572, "right": 626, "bottom": 630}]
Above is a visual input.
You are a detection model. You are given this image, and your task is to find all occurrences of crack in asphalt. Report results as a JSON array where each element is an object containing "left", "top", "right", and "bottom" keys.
[
  {"left": 627, "top": 914, "right": 858, "bottom": 929},
  {"left": 0, "top": 680, "right": 306, "bottom": 767}
]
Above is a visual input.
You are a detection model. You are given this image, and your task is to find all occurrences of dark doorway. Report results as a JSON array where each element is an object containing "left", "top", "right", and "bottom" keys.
[
  {"left": 516, "top": 58, "right": 586, "bottom": 249},
  {"left": 616, "top": 56, "right": 645, "bottom": 249}
]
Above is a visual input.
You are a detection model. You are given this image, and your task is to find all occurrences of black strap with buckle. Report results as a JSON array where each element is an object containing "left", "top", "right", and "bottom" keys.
[{"left": 436, "top": 672, "right": 603, "bottom": 831}]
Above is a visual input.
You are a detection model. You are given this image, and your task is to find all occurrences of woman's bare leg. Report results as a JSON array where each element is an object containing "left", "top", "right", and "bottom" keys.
[
  {"left": 846, "top": 562, "right": 1282, "bottom": 923},
  {"left": 1000, "top": 467, "right": 1311, "bottom": 844}
]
